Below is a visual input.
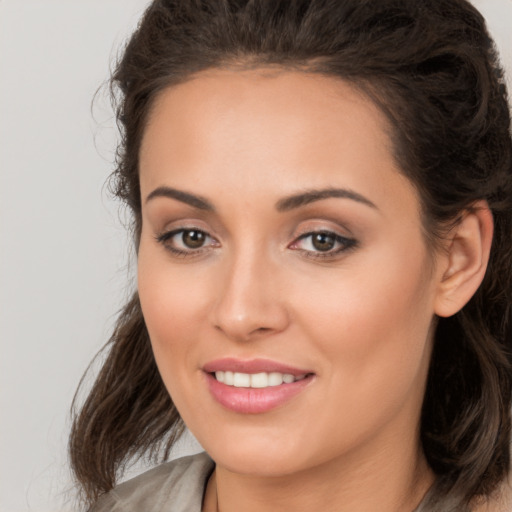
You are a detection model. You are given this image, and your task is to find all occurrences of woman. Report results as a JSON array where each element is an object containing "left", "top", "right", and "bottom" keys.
[{"left": 69, "top": 0, "right": 512, "bottom": 510}]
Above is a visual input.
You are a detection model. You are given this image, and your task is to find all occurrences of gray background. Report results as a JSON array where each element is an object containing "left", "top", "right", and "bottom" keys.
[{"left": 1, "top": 1, "right": 510, "bottom": 510}]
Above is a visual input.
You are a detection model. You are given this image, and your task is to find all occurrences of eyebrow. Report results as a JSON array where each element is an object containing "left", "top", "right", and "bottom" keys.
[
  {"left": 145, "top": 186, "right": 215, "bottom": 211},
  {"left": 145, "top": 185, "right": 377, "bottom": 213},
  {"left": 276, "top": 188, "right": 378, "bottom": 211}
]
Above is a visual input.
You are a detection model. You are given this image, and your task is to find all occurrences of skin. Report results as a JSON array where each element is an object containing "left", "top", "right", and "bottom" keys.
[{"left": 137, "top": 68, "right": 492, "bottom": 512}]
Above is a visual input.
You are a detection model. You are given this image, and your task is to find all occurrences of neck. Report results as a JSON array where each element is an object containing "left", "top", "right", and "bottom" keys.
[{"left": 203, "top": 431, "right": 435, "bottom": 512}]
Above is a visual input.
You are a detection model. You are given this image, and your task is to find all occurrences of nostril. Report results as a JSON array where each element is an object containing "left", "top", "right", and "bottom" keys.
[{"left": 249, "top": 326, "right": 274, "bottom": 337}]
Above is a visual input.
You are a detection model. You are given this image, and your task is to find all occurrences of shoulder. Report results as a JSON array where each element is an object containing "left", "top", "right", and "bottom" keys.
[
  {"left": 91, "top": 452, "right": 215, "bottom": 512},
  {"left": 472, "top": 477, "right": 512, "bottom": 512}
]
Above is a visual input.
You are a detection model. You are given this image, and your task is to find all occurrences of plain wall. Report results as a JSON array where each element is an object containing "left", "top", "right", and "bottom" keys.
[{"left": 0, "top": 1, "right": 510, "bottom": 511}]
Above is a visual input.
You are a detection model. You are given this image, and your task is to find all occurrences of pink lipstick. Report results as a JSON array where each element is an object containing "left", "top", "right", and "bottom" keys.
[{"left": 203, "top": 358, "right": 315, "bottom": 414}]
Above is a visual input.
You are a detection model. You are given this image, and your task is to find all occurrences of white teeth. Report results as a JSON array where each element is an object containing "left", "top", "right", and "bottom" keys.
[
  {"left": 233, "top": 372, "right": 251, "bottom": 387},
  {"left": 250, "top": 372, "right": 268, "bottom": 388},
  {"left": 214, "top": 371, "right": 307, "bottom": 388},
  {"left": 268, "top": 372, "right": 283, "bottom": 386}
]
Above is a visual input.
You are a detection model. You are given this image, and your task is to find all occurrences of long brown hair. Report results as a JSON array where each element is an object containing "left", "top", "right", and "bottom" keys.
[{"left": 70, "top": 1, "right": 512, "bottom": 509}]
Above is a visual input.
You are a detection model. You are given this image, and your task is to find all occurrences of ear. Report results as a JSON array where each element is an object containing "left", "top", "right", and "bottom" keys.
[{"left": 434, "top": 200, "right": 494, "bottom": 318}]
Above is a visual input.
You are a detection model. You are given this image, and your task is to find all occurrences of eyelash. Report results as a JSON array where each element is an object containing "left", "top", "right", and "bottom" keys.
[
  {"left": 155, "top": 228, "right": 358, "bottom": 260},
  {"left": 290, "top": 231, "right": 358, "bottom": 259}
]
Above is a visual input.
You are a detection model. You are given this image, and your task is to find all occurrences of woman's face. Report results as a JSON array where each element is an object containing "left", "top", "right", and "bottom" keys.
[{"left": 137, "top": 69, "right": 442, "bottom": 476}]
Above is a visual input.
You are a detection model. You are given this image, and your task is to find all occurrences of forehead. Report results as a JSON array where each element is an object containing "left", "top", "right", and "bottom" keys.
[
  {"left": 142, "top": 68, "right": 392, "bottom": 159},
  {"left": 139, "top": 68, "right": 418, "bottom": 219}
]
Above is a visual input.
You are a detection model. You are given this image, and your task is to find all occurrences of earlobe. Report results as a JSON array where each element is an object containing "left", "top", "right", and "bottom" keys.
[{"left": 434, "top": 201, "right": 493, "bottom": 318}]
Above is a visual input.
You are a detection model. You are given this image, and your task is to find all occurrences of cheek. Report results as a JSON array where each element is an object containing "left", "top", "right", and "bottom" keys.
[
  {"left": 137, "top": 244, "right": 211, "bottom": 385},
  {"left": 293, "top": 238, "right": 435, "bottom": 401}
]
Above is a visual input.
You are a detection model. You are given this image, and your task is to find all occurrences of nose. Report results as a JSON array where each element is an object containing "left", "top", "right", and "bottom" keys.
[{"left": 209, "top": 249, "right": 290, "bottom": 342}]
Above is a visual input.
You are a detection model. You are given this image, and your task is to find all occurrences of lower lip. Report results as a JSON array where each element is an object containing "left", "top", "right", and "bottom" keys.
[{"left": 204, "top": 373, "right": 314, "bottom": 414}]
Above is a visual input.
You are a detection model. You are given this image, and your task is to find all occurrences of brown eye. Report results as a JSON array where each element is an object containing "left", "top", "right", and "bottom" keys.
[
  {"left": 182, "top": 229, "right": 206, "bottom": 249},
  {"left": 311, "top": 233, "right": 336, "bottom": 252},
  {"left": 289, "top": 230, "right": 357, "bottom": 259},
  {"left": 156, "top": 227, "right": 218, "bottom": 256}
]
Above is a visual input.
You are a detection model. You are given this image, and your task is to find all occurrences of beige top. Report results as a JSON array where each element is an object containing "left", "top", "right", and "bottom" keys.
[
  {"left": 91, "top": 452, "right": 215, "bottom": 512},
  {"left": 91, "top": 452, "right": 511, "bottom": 512}
]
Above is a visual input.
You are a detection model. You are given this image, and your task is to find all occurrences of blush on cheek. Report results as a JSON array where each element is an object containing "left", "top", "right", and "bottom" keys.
[{"left": 302, "top": 254, "right": 433, "bottom": 386}]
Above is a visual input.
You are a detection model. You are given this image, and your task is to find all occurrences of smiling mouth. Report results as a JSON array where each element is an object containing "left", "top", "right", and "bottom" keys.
[
  {"left": 211, "top": 371, "right": 310, "bottom": 389},
  {"left": 204, "top": 363, "right": 315, "bottom": 413}
]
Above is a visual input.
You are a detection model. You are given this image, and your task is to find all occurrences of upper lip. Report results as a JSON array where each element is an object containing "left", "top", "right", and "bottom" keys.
[{"left": 203, "top": 358, "right": 313, "bottom": 376}]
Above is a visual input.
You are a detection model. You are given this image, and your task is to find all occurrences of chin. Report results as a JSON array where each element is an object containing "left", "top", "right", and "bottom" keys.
[
  {"left": 192, "top": 422, "right": 322, "bottom": 477},
  {"left": 210, "top": 447, "right": 304, "bottom": 477}
]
